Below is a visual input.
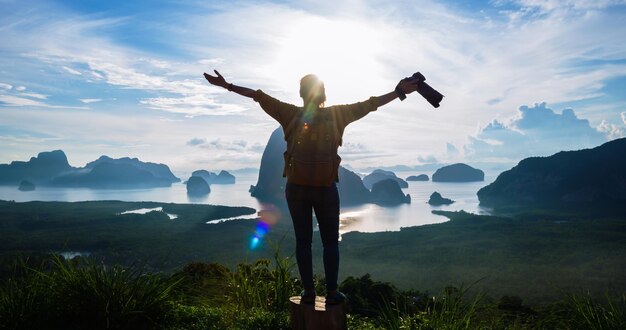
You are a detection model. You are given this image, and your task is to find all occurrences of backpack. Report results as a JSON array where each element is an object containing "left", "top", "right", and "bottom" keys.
[{"left": 283, "top": 109, "right": 341, "bottom": 187}]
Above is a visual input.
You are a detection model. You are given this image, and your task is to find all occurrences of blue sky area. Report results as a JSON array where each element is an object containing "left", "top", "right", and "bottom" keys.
[{"left": 1, "top": 0, "right": 625, "bottom": 176}]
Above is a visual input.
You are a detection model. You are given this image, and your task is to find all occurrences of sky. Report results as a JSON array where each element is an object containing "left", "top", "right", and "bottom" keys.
[{"left": 1, "top": 0, "right": 626, "bottom": 177}]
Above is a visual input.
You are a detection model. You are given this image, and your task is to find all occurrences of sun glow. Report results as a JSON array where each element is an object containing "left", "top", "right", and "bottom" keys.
[{"left": 267, "top": 16, "right": 394, "bottom": 104}]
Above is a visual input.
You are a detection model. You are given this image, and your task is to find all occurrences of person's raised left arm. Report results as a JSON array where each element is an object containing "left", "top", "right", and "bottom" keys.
[
  {"left": 372, "top": 78, "right": 419, "bottom": 108},
  {"left": 331, "top": 77, "right": 420, "bottom": 128},
  {"left": 203, "top": 70, "right": 256, "bottom": 98}
]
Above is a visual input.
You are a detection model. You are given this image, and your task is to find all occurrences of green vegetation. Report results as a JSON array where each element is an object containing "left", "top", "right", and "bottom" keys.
[
  {"left": 340, "top": 210, "right": 626, "bottom": 303},
  {"left": 0, "top": 200, "right": 258, "bottom": 270},
  {"left": 1, "top": 199, "right": 625, "bottom": 327},
  {"left": 1, "top": 254, "right": 625, "bottom": 329}
]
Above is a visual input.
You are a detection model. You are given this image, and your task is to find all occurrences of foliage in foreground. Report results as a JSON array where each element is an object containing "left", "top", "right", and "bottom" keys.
[{"left": 1, "top": 253, "right": 625, "bottom": 330}]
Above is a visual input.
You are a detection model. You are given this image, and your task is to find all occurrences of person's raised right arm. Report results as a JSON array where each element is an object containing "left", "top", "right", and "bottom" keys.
[
  {"left": 203, "top": 70, "right": 256, "bottom": 98},
  {"left": 203, "top": 70, "right": 298, "bottom": 127}
]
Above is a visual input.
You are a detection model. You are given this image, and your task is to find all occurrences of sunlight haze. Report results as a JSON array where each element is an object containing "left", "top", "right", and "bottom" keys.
[{"left": 1, "top": 0, "right": 625, "bottom": 176}]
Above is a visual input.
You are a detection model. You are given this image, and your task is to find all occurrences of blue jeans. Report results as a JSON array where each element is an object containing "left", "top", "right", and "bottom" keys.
[{"left": 285, "top": 182, "right": 340, "bottom": 292}]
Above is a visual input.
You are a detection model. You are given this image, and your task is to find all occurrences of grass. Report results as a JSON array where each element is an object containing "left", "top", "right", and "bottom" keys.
[
  {"left": 2, "top": 200, "right": 625, "bottom": 304},
  {"left": 567, "top": 291, "right": 626, "bottom": 330},
  {"left": 0, "top": 255, "right": 180, "bottom": 329},
  {"left": 1, "top": 200, "right": 625, "bottom": 328},
  {"left": 1, "top": 254, "right": 625, "bottom": 329}
]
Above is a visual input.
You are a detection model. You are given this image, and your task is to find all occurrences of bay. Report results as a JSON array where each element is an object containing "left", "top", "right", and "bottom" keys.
[{"left": 0, "top": 171, "right": 497, "bottom": 234}]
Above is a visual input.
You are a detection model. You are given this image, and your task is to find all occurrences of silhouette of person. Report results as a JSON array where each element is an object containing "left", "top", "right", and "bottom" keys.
[{"left": 204, "top": 70, "right": 419, "bottom": 304}]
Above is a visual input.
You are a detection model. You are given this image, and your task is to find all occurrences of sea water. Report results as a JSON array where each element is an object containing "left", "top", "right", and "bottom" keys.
[{"left": 0, "top": 172, "right": 497, "bottom": 234}]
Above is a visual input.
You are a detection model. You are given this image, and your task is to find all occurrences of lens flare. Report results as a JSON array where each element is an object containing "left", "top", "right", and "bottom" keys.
[
  {"left": 249, "top": 222, "right": 268, "bottom": 250},
  {"left": 249, "top": 204, "right": 282, "bottom": 250},
  {"left": 250, "top": 236, "right": 261, "bottom": 250}
]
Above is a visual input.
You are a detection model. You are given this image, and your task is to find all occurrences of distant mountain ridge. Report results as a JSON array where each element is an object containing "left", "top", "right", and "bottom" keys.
[
  {"left": 191, "top": 170, "right": 235, "bottom": 184},
  {"left": 432, "top": 163, "right": 484, "bottom": 182},
  {"left": 0, "top": 150, "right": 73, "bottom": 185},
  {"left": 52, "top": 163, "right": 174, "bottom": 189},
  {"left": 0, "top": 150, "right": 180, "bottom": 189},
  {"left": 362, "top": 169, "right": 408, "bottom": 189},
  {"left": 477, "top": 138, "right": 626, "bottom": 212},
  {"left": 86, "top": 156, "right": 180, "bottom": 184}
]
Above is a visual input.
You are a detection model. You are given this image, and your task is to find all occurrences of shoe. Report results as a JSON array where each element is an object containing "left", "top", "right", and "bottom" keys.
[
  {"left": 300, "top": 290, "right": 316, "bottom": 304},
  {"left": 325, "top": 291, "right": 346, "bottom": 305}
]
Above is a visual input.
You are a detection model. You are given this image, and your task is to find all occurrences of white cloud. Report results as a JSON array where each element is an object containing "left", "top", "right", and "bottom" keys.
[
  {"left": 1, "top": 1, "right": 625, "bottom": 170},
  {"left": 202, "top": 138, "right": 248, "bottom": 151},
  {"left": 622, "top": 112, "right": 626, "bottom": 125},
  {"left": 20, "top": 92, "right": 48, "bottom": 100},
  {"left": 331, "top": 142, "right": 392, "bottom": 164},
  {"left": 465, "top": 103, "right": 607, "bottom": 163},
  {"left": 198, "top": 58, "right": 225, "bottom": 66},
  {"left": 0, "top": 83, "right": 12, "bottom": 90},
  {"left": 0, "top": 6, "right": 228, "bottom": 117},
  {"left": 510, "top": 0, "right": 626, "bottom": 12},
  {"left": 417, "top": 154, "right": 439, "bottom": 164},
  {"left": 14, "top": 86, "right": 26, "bottom": 91},
  {"left": 0, "top": 94, "right": 86, "bottom": 109},
  {"left": 62, "top": 66, "right": 82, "bottom": 75},
  {"left": 79, "top": 98, "right": 103, "bottom": 103},
  {"left": 187, "top": 137, "right": 257, "bottom": 151},
  {"left": 597, "top": 120, "right": 625, "bottom": 139},
  {"left": 140, "top": 94, "right": 247, "bottom": 116},
  {"left": 0, "top": 95, "right": 51, "bottom": 107},
  {"left": 90, "top": 70, "right": 105, "bottom": 80}
]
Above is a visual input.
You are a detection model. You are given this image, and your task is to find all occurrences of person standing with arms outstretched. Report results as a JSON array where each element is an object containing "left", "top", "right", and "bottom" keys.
[{"left": 204, "top": 70, "right": 419, "bottom": 304}]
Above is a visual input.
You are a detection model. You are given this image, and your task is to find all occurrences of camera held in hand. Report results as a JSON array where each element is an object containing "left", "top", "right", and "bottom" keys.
[{"left": 397, "top": 72, "right": 444, "bottom": 108}]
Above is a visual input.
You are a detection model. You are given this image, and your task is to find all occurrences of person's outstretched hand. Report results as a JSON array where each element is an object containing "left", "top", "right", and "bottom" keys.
[
  {"left": 203, "top": 70, "right": 228, "bottom": 88},
  {"left": 398, "top": 78, "right": 419, "bottom": 94}
]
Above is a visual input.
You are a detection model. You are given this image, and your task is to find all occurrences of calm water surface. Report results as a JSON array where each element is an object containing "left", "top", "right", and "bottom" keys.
[{"left": 0, "top": 172, "right": 498, "bottom": 234}]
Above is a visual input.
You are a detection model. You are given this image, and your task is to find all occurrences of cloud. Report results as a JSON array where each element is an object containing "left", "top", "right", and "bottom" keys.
[
  {"left": 465, "top": 103, "right": 607, "bottom": 163},
  {"left": 0, "top": 5, "right": 230, "bottom": 117},
  {"left": 206, "top": 139, "right": 247, "bottom": 151},
  {"left": 597, "top": 120, "right": 626, "bottom": 139},
  {"left": 0, "top": 125, "right": 61, "bottom": 143},
  {"left": 0, "top": 95, "right": 51, "bottom": 107},
  {"left": 622, "top": 112, "right": 626, "bottom": 125},
  {"left": 15, "top": 86, "right": 26, "bottom": 91},
  {"left": 446, "top": 142, "right": 459, "bottom": 157},
  {"left": 1, "top": 1, "right": 626, "bottom": 171},
  {"left": 62, "top": 66, "right": 82, "bottom": 75},
  {"left": 79, "top": 98, "right": 103, "bottom": 103},
  {"left": 20, "top": 92, "right": 48, "bottom": 100},
  {"left": 188, "top": 137, "right": 252, "bottom": 152},
  {"left": 417, "top": 154, "right": 439, "bottom": 164},
  {"left": 0, "top": 94, "right": 86, "bottom": 109},
  {"left": 183, "top": 137, "right": 265, "bottom": 170},
  {"left": 186, "top": 137, "right": 206, "bottom": 146},
  {"left": 140, "top": 94, "right": 247, "bottom": 116},
  {"left": 508, "top": 0, "right": 626, "bottom": 12},
  {"left": 0, "top": 83, "right": 12, "bottom": 90},
  {"left": 337, "top": 142, "right": 392, "bottom": 162}
]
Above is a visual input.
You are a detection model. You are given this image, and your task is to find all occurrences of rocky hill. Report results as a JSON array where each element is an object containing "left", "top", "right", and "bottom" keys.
[
  {"left": 192, "top": 170, "right": 235, "bottom": 184},
  {"left": 406, "top": 174, "right": 429, "bottom": 181},
  {"left": 52, "top": 162, "right": 173, "bottom": 189},
  {"left": 432, "top": 163, "right": 484, "bottom": 182},
  {"left": 0, "top": 150, "right": 73, "bottom": 185},
  {"left": 477, "top": 138, "right": 626, "bottom": 212},
  {"left": 186, "top": 176, "right": 211, "bottom": 195},
  {"left": 363, "top": 169, "right": 408, "bottom": 189},
  {"left": 1, "top": 150, "right": 180, "bottom": 189},
  {"left": 86, "top": 156, "right": 180, "bottom": 183},
  {"left": 371, "top": 179, "right": 411, "bottom": 205}
]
